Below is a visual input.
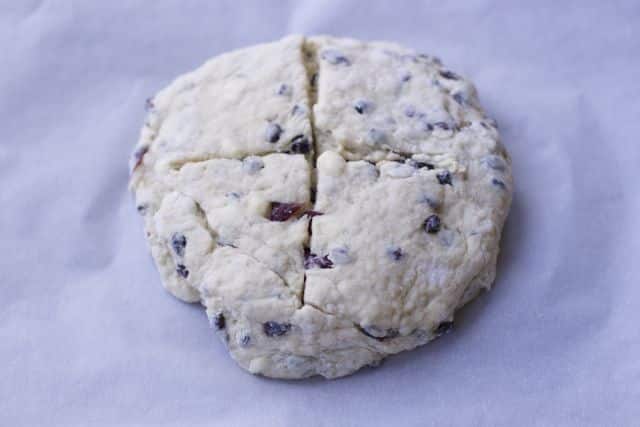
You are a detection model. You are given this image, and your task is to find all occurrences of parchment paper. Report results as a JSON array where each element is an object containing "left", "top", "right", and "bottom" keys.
[{"left": 2, "top": 1, "right": 639, "bottom": 425}]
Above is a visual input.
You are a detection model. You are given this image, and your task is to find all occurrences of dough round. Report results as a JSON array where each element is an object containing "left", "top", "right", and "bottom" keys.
[{"left": 129, "top": 35, "right": 512, "bottom": 379}]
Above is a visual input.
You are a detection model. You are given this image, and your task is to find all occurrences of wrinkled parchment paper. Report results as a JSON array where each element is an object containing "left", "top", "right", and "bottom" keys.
[{"left": 2, "top": 1, "right": 639, "bottom": 425}]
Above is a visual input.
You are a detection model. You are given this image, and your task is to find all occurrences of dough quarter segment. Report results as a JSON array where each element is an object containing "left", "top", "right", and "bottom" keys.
[{"left": 129, "top": 35, "right": 513, "bottom": 379}]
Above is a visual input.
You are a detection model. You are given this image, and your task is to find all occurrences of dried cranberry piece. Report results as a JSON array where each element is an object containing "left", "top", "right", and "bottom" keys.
[
  {"left": 413, "top": 161, "right": 434, "bottom": 170},
  {"left": 239, "top": 334, "right": 251, "bottom": 346},
  {"left": 170, "top": 233, "right": 187, "bottom": 257},
  {"left": 131, "top": 145, "right": 149, "bottom": 172},
  {"left": 424, "top": 215, "right": 441, "bottom": 234},
  {"left": 269, "top": 202, "right": 302, "bottom": 221},
  {"left": 434, "top": 122, "right": 450, "bottom": 130},
  {"left": 386, "top": 246, "right": 403, "bottom": 261},
  {"left": 263, "top": 321, "right": 291, "bottom": 337},
  {"left": 321, "top": 49, "right": 351, "bottom": 65},
  {"left": 353, "top": 100, "right": 372, "bottom": 114},
  {"left": 265, "top": 123, "right": 283, "bottom": 143},
  {"left": 491, "top": 178, "right": 507, "bottom": 190},
  {"left": 176, "top": 264, "right": 189, "bottom": 278},
  {"left": 435, "top": 321, "right": 454, "bottom": 336},
  {"left": 144, "top": 97, "right": 154, "bottom": 111},
  {"left": 276, "top": 83, "right": 291, "bottom": 96},
  {"left": 453, "top": 92, "right": 466, "bottom": 105},
  {"left": 439, "top": 70, "right": 459, "bottom": 80},
  {"left": 436, "top": 170, "right": 452, "bottom": 185},
  {"left": 289, "top": 135, "right": 310, "bottom": 154},
  {"left": 304, "top": 247, "right": 333, "bottom": 269},
  {"left": 358, "top": 325, "right": 400, "bottom": 341},
  {"left": 212, "top": 313, "right": 225, "bottom": 330}
]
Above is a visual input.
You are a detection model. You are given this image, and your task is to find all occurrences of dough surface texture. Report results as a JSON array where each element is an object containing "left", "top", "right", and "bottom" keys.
[{"left": 129, "top": 35, "right": 512, "bottom": 379}]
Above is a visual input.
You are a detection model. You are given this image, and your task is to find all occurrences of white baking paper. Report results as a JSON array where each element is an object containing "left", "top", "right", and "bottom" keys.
[{"left": 1, "top": 1, "right": 639, "bottom": 425}]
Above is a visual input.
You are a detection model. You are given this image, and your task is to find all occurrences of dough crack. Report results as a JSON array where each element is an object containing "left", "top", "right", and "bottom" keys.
[
  {"left": 164, "top": 152, "right": 309, "bottom": 171},
  {"left": 229, "top": 247, "right": 297, "bottom": 302},
  {"left": 300, "top": 37, "right": 321, "bottom": 309},
  {"left": 192, "top": 198, "right": 218, "bottom": 254},
  {"left": 300, "top": 301, "right": 379, "bottom": 350}
]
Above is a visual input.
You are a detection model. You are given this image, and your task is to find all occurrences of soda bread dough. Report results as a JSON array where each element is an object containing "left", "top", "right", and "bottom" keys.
[{"left": 129, "top": 35, "right": 512, "bottom": 379}]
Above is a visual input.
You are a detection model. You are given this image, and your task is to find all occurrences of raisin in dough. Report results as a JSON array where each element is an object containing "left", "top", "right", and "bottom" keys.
[{"left": 129, "top": 35, "right": 512, "bottom": 379}]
